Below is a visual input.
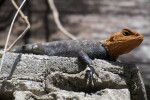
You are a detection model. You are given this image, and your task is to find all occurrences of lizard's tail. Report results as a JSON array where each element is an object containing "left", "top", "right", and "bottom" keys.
[
  {"left": 10, "top": 44, "right": 45, "bottom": 54},
  {"left": 10, "top": 45, "right": 26, "bottom": 53}
]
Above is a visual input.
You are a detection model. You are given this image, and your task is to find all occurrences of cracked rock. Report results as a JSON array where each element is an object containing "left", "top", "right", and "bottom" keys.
[{"left": 0, "top": 52, "right": 147, "bottom": 100}]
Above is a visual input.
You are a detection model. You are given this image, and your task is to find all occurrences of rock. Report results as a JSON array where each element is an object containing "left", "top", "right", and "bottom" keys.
[
  {"left": 13, "top": 91, "right": 34, "bottom": 100},
  {"left": 97, "top": 89, "right": 130, "bottom": 100},
  {"left": 0, "top": 52, "right": 147, "bottom": 100}
]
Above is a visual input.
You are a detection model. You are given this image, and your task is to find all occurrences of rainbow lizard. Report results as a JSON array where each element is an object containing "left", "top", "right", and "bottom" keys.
[{"left": 9, "top": 29, "right": 144, "bottom": 83}]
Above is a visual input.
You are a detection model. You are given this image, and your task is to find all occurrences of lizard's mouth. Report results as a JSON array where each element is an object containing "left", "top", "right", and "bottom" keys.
[{"left": 117, "top": 35, "right": 143, "bottom": 53}]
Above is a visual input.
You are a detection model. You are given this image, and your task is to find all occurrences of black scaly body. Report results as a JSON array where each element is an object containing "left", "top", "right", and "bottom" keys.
[
  {"left": 12, "top": 40, "right": 110, "bottom": 83},
  {"left": 13, "top": 40, "right": 109, "bottom": 60}
]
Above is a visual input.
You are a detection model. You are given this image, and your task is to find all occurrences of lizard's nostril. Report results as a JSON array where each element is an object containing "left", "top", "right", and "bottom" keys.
[
  {"left": 138, "top": 37, "right": 141, "bottom": 39},
  {"left": 137, "top": 36, "right": 143, "bottom": 42}
]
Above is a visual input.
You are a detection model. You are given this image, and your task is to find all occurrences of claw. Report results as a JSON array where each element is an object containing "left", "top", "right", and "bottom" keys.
[{"left": 86, "top": 65, "right": 99, "bottom": 86}]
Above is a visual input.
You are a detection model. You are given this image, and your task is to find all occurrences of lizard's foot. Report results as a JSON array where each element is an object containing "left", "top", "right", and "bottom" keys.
[{"left": 86, "top": 65, "right": 99, "bottom": 86}]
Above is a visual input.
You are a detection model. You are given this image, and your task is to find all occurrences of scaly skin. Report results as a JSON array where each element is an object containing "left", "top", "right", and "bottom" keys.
[
  {"left": 1, "top": 29, "right": 143, "bottom": 85},
  {"left": 102, "top": 29, "right": 143, "bottom": 60},
  {"left": 11, "top": 29, "right": 143, "bottom": 60}
]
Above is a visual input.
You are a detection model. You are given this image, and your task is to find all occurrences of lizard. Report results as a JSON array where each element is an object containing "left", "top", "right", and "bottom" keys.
[{"left": 8, "top": 29, "right": 144, "bottom": 84}]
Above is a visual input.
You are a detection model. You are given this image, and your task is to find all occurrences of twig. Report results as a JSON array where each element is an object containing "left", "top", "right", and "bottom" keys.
[
  {"left": 0, "top": 0, "right": 27, "bottom": 73},
  {"left": 7, "top": 0, "right": 30, "bottom": 52},
  {"left": 48, "top": 0, "right": 77, "bottom": 40}
]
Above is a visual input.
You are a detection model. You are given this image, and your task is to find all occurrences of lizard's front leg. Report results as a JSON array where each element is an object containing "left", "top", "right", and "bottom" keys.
[{"left": 78, "top": 51, "right": 98, "bottom": 85}]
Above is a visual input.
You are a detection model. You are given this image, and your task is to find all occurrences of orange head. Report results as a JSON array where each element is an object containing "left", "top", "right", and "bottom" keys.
[{"left": 102, "top": 29, "right": 143, "bottom": 60}]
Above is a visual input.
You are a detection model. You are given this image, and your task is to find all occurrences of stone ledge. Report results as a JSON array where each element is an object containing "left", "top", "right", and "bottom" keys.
[{"left": 0, "top": 52, "right": 147, "bottom": 100}]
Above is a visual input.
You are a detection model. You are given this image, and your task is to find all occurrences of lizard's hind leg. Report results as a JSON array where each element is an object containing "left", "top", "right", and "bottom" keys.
[{"left": 78, "top": 51, "right": 98, "bottom": 85}]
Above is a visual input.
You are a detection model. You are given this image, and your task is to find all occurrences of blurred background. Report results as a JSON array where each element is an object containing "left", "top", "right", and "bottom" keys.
[{"left": 0, "top": 0, "right": 150, "bottom": 99}]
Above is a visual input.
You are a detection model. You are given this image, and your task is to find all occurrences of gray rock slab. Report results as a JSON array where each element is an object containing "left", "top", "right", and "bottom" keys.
[{"left": 0, "top": 52, "right": 147, "bottom": 100}]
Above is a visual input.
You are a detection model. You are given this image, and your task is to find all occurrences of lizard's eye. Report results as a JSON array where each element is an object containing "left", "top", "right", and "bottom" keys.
[{"left": 123, "top": 32, "right": 129, "bottom": 36}]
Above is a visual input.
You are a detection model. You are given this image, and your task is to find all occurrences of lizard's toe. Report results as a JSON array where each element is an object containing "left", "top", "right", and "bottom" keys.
[{"left": 86, "top": 66, "right": 98, "bottom": 86}]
